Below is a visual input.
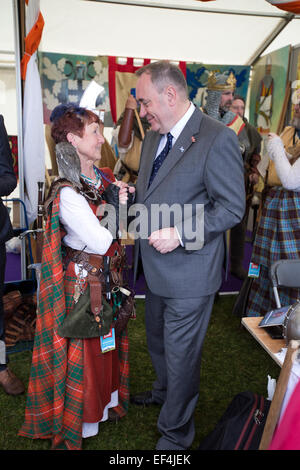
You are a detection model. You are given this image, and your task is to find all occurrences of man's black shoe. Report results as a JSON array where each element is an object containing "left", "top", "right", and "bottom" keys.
[{"left": 130, "top": 390, "right": 162, "bottom": 407}]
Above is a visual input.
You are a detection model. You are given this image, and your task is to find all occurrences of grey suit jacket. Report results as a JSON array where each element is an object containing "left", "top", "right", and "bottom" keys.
[{"left": 133, "top": 107, "right": 245, "bottom": 298}]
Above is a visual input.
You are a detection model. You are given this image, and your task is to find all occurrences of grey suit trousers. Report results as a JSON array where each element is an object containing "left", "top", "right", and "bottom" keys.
[{"left": 145, "top": 287, "right": 215, "bottom": 450}]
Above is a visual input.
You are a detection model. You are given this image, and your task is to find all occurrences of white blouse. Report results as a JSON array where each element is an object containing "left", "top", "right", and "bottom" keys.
[
  {"left": 59, "top": 186, "right": 113, "bottom": 254},
  {"left": 267, "top": 135, "right": 300, "bottom": 191}
]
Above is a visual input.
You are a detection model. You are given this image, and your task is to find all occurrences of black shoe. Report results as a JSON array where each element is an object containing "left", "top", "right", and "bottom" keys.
[
  {"left": 130, "top": 390, "right": 162, "bottom": 407},
  {"left": 108, "top": 409, "right": 120, "bottom": 423}
]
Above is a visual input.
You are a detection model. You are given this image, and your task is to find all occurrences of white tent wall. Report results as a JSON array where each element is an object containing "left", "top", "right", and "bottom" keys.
[
  {"left": 38, "top": 0, "right": 283, "bottom": 63},
  {"left": 1, "top": 0, "right": 300, "bottom": 133},
  {"left": 0, "top": 1, "right": 18, "bottom": 135},
  {"left": 0, "top": 0, "right": 299, "bottom": 281}
]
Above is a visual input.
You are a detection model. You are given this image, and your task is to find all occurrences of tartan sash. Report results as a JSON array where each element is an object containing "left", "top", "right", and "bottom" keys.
[
  {"left": 19, "top": 190, "right": 85, "bottom": 449},
  {"left": 19, "top": 170, "right": 130, "bottom": 449}
]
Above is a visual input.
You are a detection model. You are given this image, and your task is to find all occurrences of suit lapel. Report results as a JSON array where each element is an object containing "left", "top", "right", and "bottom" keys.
[
  {"left": 137, "top": 132, "right": 160, "bottom": 201},
  {"left": 144, "top": 108, "right": 203, "bottom": 200}
]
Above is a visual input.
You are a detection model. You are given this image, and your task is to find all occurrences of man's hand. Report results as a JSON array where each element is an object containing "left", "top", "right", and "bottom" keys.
[
  {"left": 126, "top": 94, "right": 138, "bottom": 110},
  {"left": 148, "top": 228, "right": 180, "bottom": 254},
  {"left": 249, "top": 172, "right": 259, "bottom": 185}
]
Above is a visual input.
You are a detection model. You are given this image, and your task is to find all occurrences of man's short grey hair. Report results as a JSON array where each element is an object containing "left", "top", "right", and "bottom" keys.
[{"left": 136, "top": 60, "right": 188, "bottom": 98}]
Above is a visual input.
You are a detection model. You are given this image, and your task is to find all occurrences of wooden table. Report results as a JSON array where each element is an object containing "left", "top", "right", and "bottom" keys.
[{"left": 241, "top": 317, "right": 286, "bottom": 367}]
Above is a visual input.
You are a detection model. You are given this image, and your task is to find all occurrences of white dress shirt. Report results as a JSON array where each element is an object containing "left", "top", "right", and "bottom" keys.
[
  {"left": 155, "top": 102, "right": 195, "bottom": 157},
  {"left": 59, "top": 186, "right": 113, "bottom": 254}
]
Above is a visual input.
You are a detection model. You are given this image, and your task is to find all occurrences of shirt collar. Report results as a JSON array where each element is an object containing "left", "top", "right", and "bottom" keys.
[{"left": 169, "top": 102, "right": 195, "bottom": 143}]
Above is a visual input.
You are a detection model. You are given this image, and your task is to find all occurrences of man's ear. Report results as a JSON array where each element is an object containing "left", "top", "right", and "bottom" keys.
[{"left": 165, "top": 85, "right": 177, "bottom": 106}]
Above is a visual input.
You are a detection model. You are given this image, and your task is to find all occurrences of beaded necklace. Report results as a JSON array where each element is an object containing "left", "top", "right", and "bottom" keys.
[
  {"left": 79, "top": 166, "right": 104, "bottom": 202},
  {"left": 80, "top": 166, "right": 114, "bottom": 202},
  {"left": 80, "top": 166, "right": 104, "bottom": 190}
]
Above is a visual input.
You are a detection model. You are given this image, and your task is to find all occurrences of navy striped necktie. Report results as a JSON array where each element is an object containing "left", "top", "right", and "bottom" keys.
[{"left": 148, "top": 132, "right": 173, "bottom": 187}]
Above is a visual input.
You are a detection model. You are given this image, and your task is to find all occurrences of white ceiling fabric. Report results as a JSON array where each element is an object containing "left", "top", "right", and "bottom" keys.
[{"left": 1, "top": 0, "right": 299, "bottom": 65}]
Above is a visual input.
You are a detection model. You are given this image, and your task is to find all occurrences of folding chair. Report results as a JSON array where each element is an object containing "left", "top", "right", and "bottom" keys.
[
  {"left": 4, "top": 197, "right": 34, "bottom": 269},
  {"left": 269, "top": 259, "right": 300, "bottom": 309}
]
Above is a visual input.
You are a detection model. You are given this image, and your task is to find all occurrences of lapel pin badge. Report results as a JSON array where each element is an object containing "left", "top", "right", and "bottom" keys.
[
  {"left": 191, "top": 136, "right": 196, "bottom": 143},
  {"left": 180, "top": 146, "right": 184, "bottom": 153}
]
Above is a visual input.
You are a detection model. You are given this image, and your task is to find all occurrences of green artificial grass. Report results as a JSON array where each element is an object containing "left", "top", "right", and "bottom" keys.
[{"left": 0, "top": 295, "right": 280, "bottom": 450}]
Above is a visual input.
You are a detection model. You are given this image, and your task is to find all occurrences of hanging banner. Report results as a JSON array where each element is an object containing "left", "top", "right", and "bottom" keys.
[
  {"left": 266, "top": 1, "right": 300, "bottom": 13},
  {"left": 108, "top": 57, "right": 187, "bottom": 123},
  {"left": 38, "top": 52, "right": 110, "bottom": 124},
  {"left": 21, "top": 0, "right": 45, "bottom": 225},
  {"left": 186, "top": 63, "right": 250, "bottom": 109},
  {"left": 249, "top": 45, "right": 291, "bottom": 135}
]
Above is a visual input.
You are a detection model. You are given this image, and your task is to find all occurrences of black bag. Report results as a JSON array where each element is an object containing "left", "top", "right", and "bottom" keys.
[
  {"left": 198, "top": 392, "right": 270, "bottom": 450},
  {"left": 232, "top": 276, "right": 254, "bottom": 317}
]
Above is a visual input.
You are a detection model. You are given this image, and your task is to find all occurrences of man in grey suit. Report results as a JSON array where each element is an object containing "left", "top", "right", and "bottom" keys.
[{"left": 130, "top": 61, "right": 245, "bottom": 450}]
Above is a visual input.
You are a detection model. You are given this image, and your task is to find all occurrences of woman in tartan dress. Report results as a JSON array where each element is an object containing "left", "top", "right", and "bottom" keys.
[
  {"left": 246, "top": 132, "right": 300, "bottom": 317},
  {"left": 19, "top": 105, "right": 134, "bottom": 449}
]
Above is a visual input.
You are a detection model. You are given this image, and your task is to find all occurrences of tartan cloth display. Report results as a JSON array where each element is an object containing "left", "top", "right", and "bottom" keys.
[
  {"left": 19, "top": 169, "right": 129, "bottom": 449},
  {"left": 246, "top": 187, "right": 300, "bottom": 317}
]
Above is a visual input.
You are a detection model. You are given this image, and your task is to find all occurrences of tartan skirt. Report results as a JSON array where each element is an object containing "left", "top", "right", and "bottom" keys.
[
  {"left": 19, "top": 182, "right": 129, "bottom": 449},
  {"left": 19, "top": 269, "right": 129, "bottom": 449},
  {"left": 246, "top": 187, "right": 300, "bottom": 317}
]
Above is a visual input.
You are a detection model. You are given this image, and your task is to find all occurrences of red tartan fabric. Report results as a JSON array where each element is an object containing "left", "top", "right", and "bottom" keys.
[
  {"left": 88, "top": 168, "right": 130, "bottom": 419},
  {"left": 19, "top": 190, "right": 84, "bottom": 449},
  {"left": 19, "top": 167, "right": 130, "bottom": 449},
  {"left": 108, "top": 56, "right": 187, "bottom": 123}
]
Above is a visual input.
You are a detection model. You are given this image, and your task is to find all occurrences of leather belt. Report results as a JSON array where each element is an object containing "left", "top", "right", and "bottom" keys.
[
  {"left": 66, "top": 248, "right": 104, "bottom": 277},
  {"left": 63, "top": 246, "right": 107, "bottom": 324}
]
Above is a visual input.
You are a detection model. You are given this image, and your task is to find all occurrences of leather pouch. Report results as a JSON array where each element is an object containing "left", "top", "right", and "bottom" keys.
[
  {"left": 112, "top": 286, "right": 135, "bottom": 336},
  {"left": 58, "top": 285, "right": 113, "bottom": 339}
]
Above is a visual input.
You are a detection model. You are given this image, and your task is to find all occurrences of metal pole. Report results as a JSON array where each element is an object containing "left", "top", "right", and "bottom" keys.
[
  {"left": 86, "top": 0, "right": 296, "bottom": 18},
  {"left": 12, "top": 0, "right": 26, "bottom": 281},
  {"left": 247, "top": 13, "right": 295, "bottom": 66}
]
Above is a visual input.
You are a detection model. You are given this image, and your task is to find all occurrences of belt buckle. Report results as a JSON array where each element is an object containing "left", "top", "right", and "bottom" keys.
[{"left": 90, "top": 266, "right": 99, "bottom": 275}]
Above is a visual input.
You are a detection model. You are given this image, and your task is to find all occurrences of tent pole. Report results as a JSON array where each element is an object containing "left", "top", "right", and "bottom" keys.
[
  {"left": 247, "top": 13, "right": 294, "bottom": 66},
  {"left": 12, "top": 0, "right": 26, "bottom": 281},
  {"left": 85, "top": 0, "right": 293, "bottom": 18}
]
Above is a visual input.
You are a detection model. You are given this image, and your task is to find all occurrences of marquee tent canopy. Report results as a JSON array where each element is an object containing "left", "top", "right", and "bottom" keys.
[
  {"left": 48, "top": 0, "right": 300, "bottom": 65},
  {"left": 79, "top": 0, "right": 300, "bottom": 66},
  {"left": 0, "top": 0, "right": 300, "bottom": 281},
  {"left": 1, "top": 0, "right": 300, "bottom": 69}
]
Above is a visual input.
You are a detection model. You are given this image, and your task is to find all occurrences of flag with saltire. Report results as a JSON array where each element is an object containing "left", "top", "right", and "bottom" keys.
[
  {"left": 266, "top": 0, "right": 300, "bottom": 13},
  {"left": 21, "top": 0, "right": 45, "bottom": 225}
]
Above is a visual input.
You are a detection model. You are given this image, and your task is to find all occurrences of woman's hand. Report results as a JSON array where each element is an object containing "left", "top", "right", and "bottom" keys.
[{"left": 113, "top": 181, "right": 135, "bottom": 205}]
